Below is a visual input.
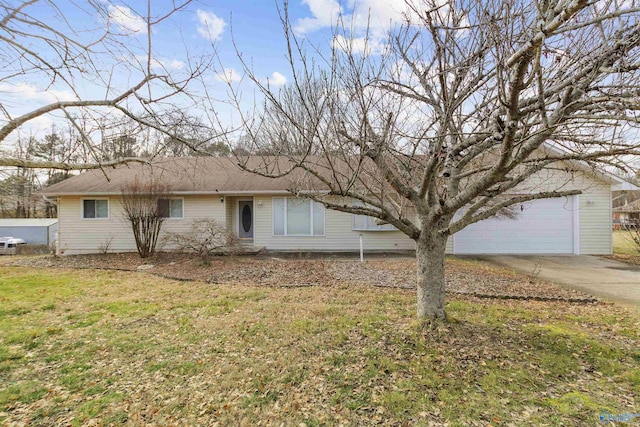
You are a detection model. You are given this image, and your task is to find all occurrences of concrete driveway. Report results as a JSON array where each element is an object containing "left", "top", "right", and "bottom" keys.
[{"left": 469, "top": 255, "right": 640, "bottom": 308}]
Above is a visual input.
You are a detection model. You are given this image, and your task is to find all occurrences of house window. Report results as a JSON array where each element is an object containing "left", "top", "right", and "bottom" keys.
[
  {"left": 83, "top": 199, "right": 109, "bottom": 219},
  {"left": 273, "top": 197, "right": 324, "bottom": 236},
  {"left": 158, "top": 198, "right": 183, "bottom": 218},
  {"left": 352, "top": 203, "right": 395, "bottom": 231}
]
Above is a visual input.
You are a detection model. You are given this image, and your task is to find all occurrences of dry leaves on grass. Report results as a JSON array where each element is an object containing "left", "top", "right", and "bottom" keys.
[
  {"left": 4, "top": 253, "right": 594, "bottom": 301},
  {"left": 1, "top": 267, "right": 639, "bottom": 426}
]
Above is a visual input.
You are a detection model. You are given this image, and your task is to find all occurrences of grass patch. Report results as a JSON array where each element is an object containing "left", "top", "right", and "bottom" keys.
[
  {"left": 546, "top": 391, "right": 600, "bottom": 414},
  {"left": 613, "top": 230, "right": 640, "bottom": 256},
  {"left": 74, "top": 392, "right": 124, "bottom": 425},
  {"left": 0, "top": 266, "right": 639, "bottom": 425},
  {"left": 0, "top": 269, "right": 86, "bottom": 314},
  {"left": 0, "top": 382, "right": 47, "bottom": 406}
]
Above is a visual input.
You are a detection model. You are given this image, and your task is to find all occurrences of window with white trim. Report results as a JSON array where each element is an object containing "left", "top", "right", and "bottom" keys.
[
  {"left": 273, "top": 197, "right": 325, "bottom": 236},
  {"left": 352, "top": 203, "right": 396, "bottom": 231},
  {"left": 158, "top": 198, "right": 183, "bottom": 218},
  {"left": 83, "top": 199, "right": 109, "bottom": 219}
]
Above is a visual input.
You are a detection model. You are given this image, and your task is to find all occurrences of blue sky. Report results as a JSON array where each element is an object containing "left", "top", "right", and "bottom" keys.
[
  {"left": 0, "top": 0, "right": 432, "bottom": 141},
  {"left": 94, "top": 0, "right": 412, "bottom": 85}
]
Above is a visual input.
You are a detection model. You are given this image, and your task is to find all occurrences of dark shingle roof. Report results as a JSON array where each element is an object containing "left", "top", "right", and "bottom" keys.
[{"left": 41, "top": 157, "right": 324, "bottom": 196}]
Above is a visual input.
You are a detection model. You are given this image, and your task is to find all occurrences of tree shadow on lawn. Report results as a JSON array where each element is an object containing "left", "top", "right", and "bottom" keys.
[{"left": 0, "top": 267, "right": 638, "bottom": 426}]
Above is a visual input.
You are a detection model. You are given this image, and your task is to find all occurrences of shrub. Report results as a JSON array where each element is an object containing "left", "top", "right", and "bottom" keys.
[{"left": 164, "top": 219, "right": 241, "bottom": 264}]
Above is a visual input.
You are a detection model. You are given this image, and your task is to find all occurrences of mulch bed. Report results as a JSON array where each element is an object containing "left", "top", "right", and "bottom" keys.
[{"left": 2, "top": 252, "right": 597, "bottom": 303}]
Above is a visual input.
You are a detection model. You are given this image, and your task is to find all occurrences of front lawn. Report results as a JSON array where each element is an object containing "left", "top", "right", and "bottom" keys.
[
  {"left": 614, "top": 230, "right": 639, "bottom": 256},
  {"left": 613, "top": 230, "right": 640, "bottom": 265},
  {"left": 0, "top": 266, "right": 638, "bottom": 425}
]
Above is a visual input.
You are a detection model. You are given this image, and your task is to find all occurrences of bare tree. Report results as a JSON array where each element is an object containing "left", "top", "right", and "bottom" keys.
[
  {"left": 227, "top": 0, "right": 640, "bottom": 320},
  {"left": 147, "top": 111, "right": 231, "bottom": 157},
  {"left": 0, "top": 135, "right": 40, "bottom": 217},
  {"left": 0, "top": 0, "right": 215, "bottom": 170},
  {"left": 121, "top": 179, "right": 170, "bottom": 258}
]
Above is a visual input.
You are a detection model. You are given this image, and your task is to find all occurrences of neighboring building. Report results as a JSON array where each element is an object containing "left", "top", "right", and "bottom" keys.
[
  {"left": 613, "top": 189, "right": 640, "bottom": 208},
  {"left": 41, "top": 157, "right": 632, "bottom": 256},
  {"left": 613, "top": 199, "right": 640, "bottom": 227},
  {"left": 0, "top": 218, "right": 58, "bottom": 245}
]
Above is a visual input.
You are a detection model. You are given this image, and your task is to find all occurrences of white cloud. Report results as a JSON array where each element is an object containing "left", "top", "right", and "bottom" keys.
[
  {"left": 332, "top": 35, "right": 386, "bottom": 55},
  {"left": 133, "top": 55, "right": 185, "bottom": 71},
  {"left": 294, "top": 0, "right": 428, "bottom": 55},
  {"left": 197, "top": 10, "right": 226, "bottom": 41},
  {"left": 0, "top": 83, "right": 75, "bottom": 103},
  {"left": 349, "top": 0, "right": 422, "bottom": 31},
  {"left": 295, "top": 0, "right": 471, "bottom": 52},
  {"left": 295, "top": 0, "right": 423, "bottom": 36},
  {"left": 215, "top": 68, "right": 242, "bottom": 83},
  {"left": 264, "top": 72, "right": 287, "bottom": 87},
  {"left": 108, "top": 5, "right": 147, "bottom": 34},
  {"left": 23, "top": 116, "right": 55, "bottom": 136},
  {"left": 294, "top": 0, "right": 343, "bottom": 34},
  {"left": 166, "top": 59, "right": 185, "bottom": 70}
]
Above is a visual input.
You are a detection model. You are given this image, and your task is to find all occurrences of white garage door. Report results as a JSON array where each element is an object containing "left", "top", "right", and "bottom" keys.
[{"left": 453, "top": 197, "right": 575, "bottom": 254}]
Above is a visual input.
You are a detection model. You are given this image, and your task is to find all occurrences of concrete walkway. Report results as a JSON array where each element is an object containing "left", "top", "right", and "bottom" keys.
[{"left": 469, "top": 255, "right": 640, "bottom": 308}]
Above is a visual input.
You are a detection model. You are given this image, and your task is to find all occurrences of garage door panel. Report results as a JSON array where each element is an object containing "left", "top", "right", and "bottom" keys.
[{"left": 454, "top": 198, "right": 574, "bottom": 254}]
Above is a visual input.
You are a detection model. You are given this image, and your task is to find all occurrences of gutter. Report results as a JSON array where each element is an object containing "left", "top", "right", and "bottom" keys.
[
  {"left": 40, "top": 190, "right": 300, "bottom": 197},
  {"left": 611, "top": 181, "right": 640, "bottom": 191}
]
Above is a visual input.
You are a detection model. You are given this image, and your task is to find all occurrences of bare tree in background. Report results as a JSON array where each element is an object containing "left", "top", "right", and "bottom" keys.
[
  {"left": 0, "top": 135, "right": 40, "bottom": 217},
  {"left": 0, "top": 0, "right": 215, "bottom": 170},
  {"left": 154, "top": 111, "right": 231, "bottom": 157},
  {"left": 121, "top": 179, "right": 170, "bottom": 258},
  {"left": 227, "top": 0, "right": 640, "bottom": 320}
]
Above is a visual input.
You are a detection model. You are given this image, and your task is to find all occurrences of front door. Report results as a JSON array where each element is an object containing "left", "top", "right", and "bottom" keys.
[{"left": 238, "top": 201, "right": 254, "bottom": 238}]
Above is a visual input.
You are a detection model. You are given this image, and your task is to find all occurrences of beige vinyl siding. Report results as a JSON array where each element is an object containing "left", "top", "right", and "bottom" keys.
[
  {"left": 253, "top": 196, "right": 415, "bottom": 251},
  {"left": 224, "top": 196, "right": 234, "bottom": 233},
  {"left": 449, "top": 167, "right": 612, "bottom": 255},
  {"left": 57, "top": 164, "right": 612, "bottom": 255},
  {"left": 57, "top": 195, "right": 225, "bottom": 255},
  {"left": 528, "top": 168, "right": 612, "bottom": 255},
  {"left": 578, "top": 183, "right": 612, "bottom": 254}
]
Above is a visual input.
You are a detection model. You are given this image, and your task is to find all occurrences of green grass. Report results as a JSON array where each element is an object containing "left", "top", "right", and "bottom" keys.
[
  {"left": 0, "top": 265, "right": 639, "bottom": 425},
  {"left": 613, "top": 230, "right": 640, "bottom": 256}
]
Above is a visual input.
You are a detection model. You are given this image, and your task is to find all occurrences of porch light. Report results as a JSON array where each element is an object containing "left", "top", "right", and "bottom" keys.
[
  {"left": 220, "top": 196, "right": 224, "bottom": 203},
  {"left": 257, "top": 200, "right": 263, "bottom": 207}
]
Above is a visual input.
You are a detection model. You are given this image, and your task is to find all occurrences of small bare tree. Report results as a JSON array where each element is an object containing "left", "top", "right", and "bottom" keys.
[
  {"left": 121, "top": 179, "right": 170, "bottom": 258},
  {"left": 164, "top": 219, "right": 241, "bottom": 264}
]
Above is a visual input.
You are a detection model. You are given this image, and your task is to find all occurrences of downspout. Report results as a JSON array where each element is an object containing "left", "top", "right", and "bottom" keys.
[{"left": 55, "top": 196, "right": 60, "bottom": 256}]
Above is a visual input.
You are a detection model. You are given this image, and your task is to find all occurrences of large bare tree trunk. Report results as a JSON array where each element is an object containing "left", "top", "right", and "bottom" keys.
[{"left": 416, "top": 232, "right": 448, "bottom": 320}]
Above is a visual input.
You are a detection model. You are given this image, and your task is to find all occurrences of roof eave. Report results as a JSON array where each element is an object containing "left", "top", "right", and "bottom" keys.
[
  {"left": 612, "top": 181, "right": 640, "bottom": 191},
  {"left": 42, "top": 190, "right": 303, "bottom": 197},
  {"left": 541, "top": 142, "right": 639, "bottom": 190}
]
